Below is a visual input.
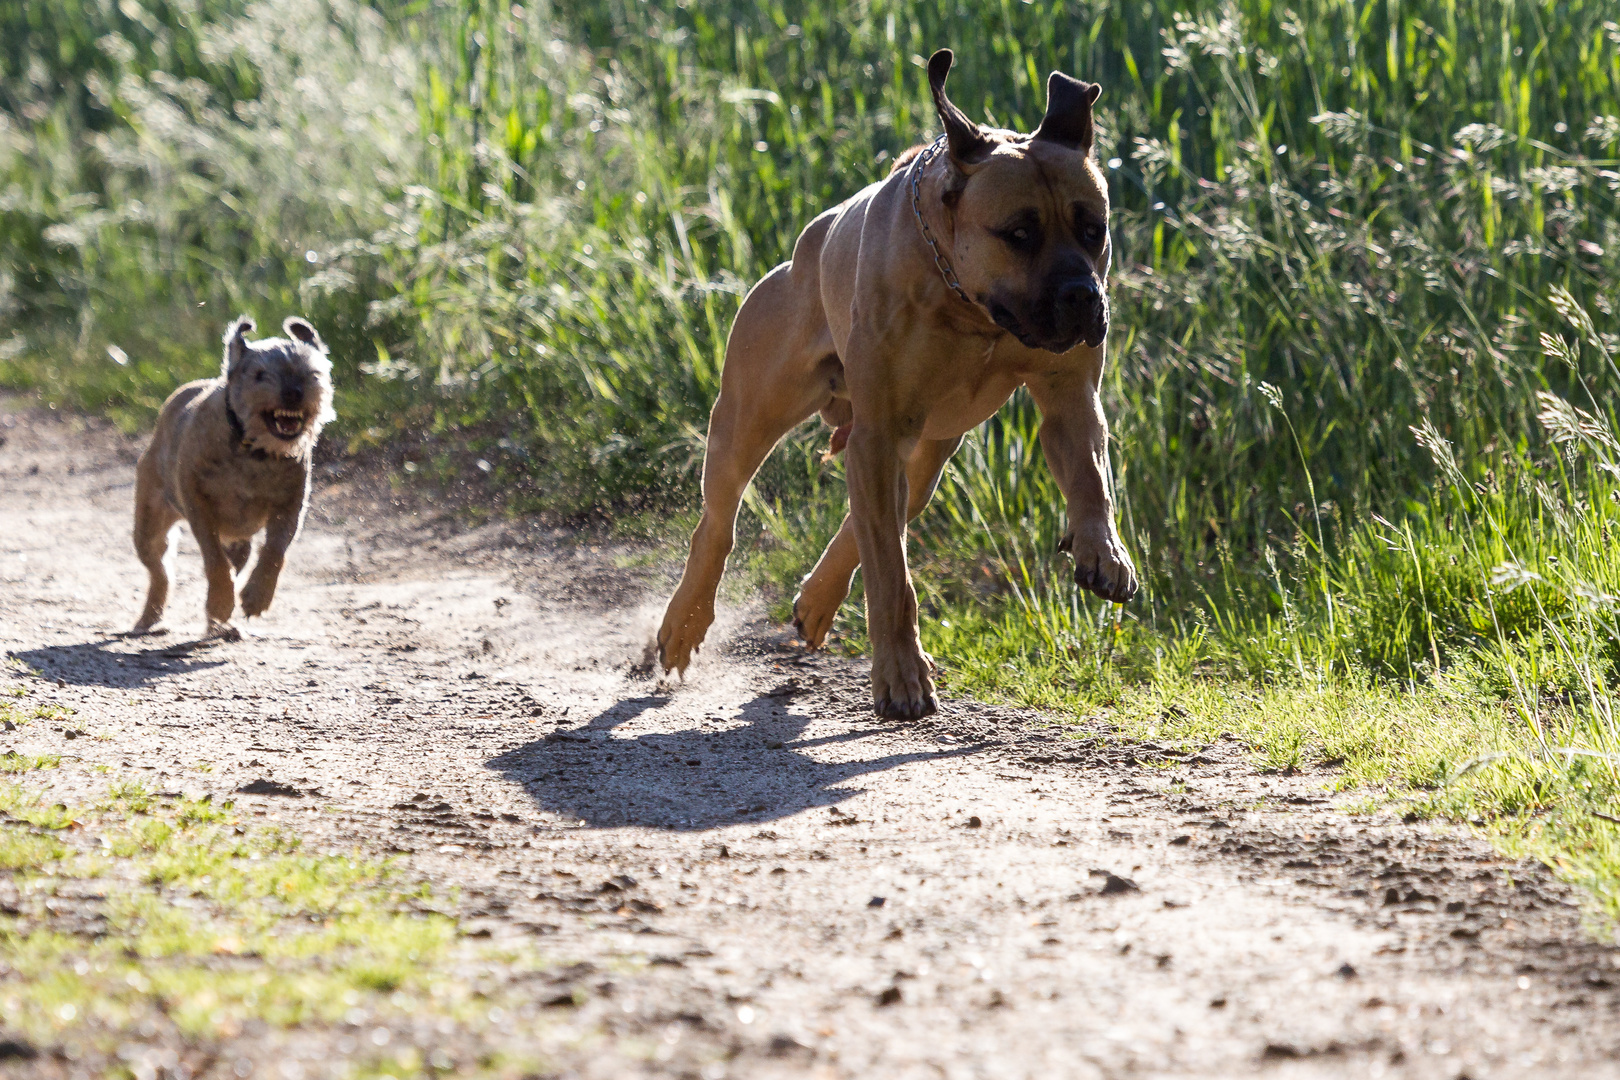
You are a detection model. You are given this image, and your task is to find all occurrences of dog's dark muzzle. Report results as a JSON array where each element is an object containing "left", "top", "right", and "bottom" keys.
[
  {"left": 995, "top": 274, "right": 1109, "bottom": 354},
  {"left": 1051, "top": 274, "right": 1108, "bottom": 350}
]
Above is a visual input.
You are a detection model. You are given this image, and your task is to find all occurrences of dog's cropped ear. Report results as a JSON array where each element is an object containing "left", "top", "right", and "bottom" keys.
[
  {"left": 222, "top": 315, "right": 256, "bottom": 375},
  {"left": 927, "top": 49, "right": 994, "bottom": 167},
  {"left": 282, "top": 316, "right": 327, "bottom": 353},
  {"left": 1032, "top": 71, "right": 1101, "bottom": 151}
]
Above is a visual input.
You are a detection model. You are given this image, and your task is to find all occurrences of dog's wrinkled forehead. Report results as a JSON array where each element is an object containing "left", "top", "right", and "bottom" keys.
[
  {"left": 235, "top": 339, "right": 330, "bottom": 378},
  {"left": 971, "top": 138, "right": 1109, "bottom": 219},
  {"left": 925, "top": 50, "right": 1109, "bottom": 232}
]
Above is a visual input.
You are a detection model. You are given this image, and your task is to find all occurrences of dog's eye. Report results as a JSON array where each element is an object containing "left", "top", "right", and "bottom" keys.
[
  {"left": 998, "top": 224, "right": 1039, "bottom": 250},
  {"left": 1083, "top": 223, "right": 1107, "bottom": 246},
  {"left": 255, "top": 371, "right": 268, "bottom": 382}
]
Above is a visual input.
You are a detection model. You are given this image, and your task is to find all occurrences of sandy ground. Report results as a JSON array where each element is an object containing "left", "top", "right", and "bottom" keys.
[{"left": 2, "top": 401, "right": 1619, "bottom": 1079}]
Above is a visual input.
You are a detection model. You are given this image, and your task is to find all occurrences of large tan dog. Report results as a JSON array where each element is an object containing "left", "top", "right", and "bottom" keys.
[
  {"left": 131, "top": 316, "right": 335, "bottom": 640},
  {"left": 658, "top": 50, "right": 1137, "bottom": 719}
]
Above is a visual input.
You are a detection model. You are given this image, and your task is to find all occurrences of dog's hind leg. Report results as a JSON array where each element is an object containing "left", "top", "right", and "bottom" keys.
[
  {"left": 792, "top": 435, "right": 962, "bottom": 649},
  {"left": 657, "top": 262, "right": 836, "bottom": 675},
  {"left": 131, "top": 468, "right": 181, "bottom": 635}
]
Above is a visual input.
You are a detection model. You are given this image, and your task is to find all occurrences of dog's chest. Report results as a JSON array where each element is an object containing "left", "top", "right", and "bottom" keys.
[
  {"left": 196, "top": 455, "right": 305, "bottom": 527},
  {"left": 918, "top": 349, "right": 1028, "bottom": 441}
]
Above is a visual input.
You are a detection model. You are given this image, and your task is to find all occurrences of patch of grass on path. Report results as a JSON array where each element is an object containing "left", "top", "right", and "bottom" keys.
[
  {"left": 0, "top": 751, "right": 59, "bottom": 773},
  {"left": 921, "top": 606, "right": 1620, "bottom": 924},
  {"left": 0, "top": 778, "right": 554, "bottom": 1075}
]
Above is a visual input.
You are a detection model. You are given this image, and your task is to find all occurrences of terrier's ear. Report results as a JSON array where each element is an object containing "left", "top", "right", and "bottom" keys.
[
  {"left": 283, "top": 316, "right": 326, "bottom": 353},
  {"left": 927, "top": 49, "right": 994, "bottom": 167},
  {"left": 222, "top": 315, "right": 255, "bottom": 374},
  {"left": 1032, "top": 71, "right": 1101, "bottom": 151}
]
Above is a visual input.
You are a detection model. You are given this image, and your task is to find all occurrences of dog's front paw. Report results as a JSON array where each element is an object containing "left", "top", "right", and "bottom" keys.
[
  {"left": 870, "top": 643, "right": 938, "bottom": 721},
  {"left": 128, "top": 620, "right": 168, "bottom": 637},
  {"left": 239, "top": 580, "right": 275, "bottom": 618},
  {"left": 657, "top": 601, "right": 713, "bottom": 675},
  {"left": 1062, "top": 529, "right": 1139, "bottom": 603},
  {"left": 205, "top": 620, "right": 243, "bottom": 643}
]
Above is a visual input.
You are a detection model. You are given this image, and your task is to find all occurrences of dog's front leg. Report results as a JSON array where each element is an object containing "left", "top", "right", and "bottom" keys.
[
  {"left": 189, "top": 522, "right": 243, "bottom": 641},
  {"left": 846, "top": 423, "right": 937, "bottom": 720},
  {"left": 240, "top": 508, "right": 302, "bottom": 619},
  {"left": 793, "top": 436, "right": 962, "bottom": 649},
  {"left": 1027, "top": 368, "right": 1138, "bottom": 603}
]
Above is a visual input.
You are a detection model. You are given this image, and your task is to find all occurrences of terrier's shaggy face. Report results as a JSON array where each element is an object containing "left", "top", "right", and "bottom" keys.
[{"left": 222, "top": 315, "right": 336, "bottom": 458}]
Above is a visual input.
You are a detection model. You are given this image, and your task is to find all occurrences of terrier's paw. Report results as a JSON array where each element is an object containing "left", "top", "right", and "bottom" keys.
[
  {"left": 127, "top": 622, "right": 168, "bottom": 638},
  {"left": 1061, "top": 530, "right": 1139, "bottom": 603},
  {"left": 656, "top": 602, "right": 713, "bottom": 675},
  {"left": 870, "top": 644, "right": 938, "bottom": 722},
  {"left": 205, "top": 621, "right": 243, "bottom": 643}
]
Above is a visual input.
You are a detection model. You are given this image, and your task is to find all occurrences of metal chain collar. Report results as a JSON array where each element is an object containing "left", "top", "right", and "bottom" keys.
[{"left": 908, "top": 135, "right": 976, "bottom": 308}]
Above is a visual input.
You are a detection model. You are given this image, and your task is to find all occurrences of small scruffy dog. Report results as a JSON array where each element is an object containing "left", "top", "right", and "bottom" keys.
[{"left": 131, "top": 315, "right": 335, "bottom": 640}]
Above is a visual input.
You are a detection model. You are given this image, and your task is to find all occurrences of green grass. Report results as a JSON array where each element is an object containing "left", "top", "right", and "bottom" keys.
[
  {"left": 1, "top": 0, "right": 1617, "bottom": 912},
  {"left": 0, "top": 775, "right": 557, "bottom": 1073},
  {"left": 0, "top": 751, "right": 59, "bottom": 773}
]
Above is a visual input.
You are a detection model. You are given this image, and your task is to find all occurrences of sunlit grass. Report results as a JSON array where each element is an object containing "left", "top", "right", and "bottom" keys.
[
  {"left": 0, "top": 751, "right": 60, "bottom": 773},
  {"left": 0, "top": 776, "right": 550, "bottom": 1067}
]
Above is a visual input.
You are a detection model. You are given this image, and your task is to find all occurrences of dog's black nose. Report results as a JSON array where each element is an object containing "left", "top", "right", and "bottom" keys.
[
  {"left": 280, "top": 382, "right": 305, "bottom": 408},
  {"left": 1052, "top": 275, "right": 1107, "bottom": 348},
  {"left": 1057, "top": 276, "right": 1101, "bottom": 310}
]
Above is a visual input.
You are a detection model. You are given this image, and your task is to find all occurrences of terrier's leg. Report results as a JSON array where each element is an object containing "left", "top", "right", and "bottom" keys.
[
  {"left": 239, "top": 509, "right": 302, "bottom": 618},
  {"left": 189, "top": 521, "right": 242, "bottom": 641},
  {"left": 131, "top": 474, "right": 181, "bottom": 635}
]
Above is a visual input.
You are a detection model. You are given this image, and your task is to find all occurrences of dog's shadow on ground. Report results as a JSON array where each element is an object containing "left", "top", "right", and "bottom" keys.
[
  {"left": 11, "top": 636, "right": 228, "bottom": 688},
  {"left": 487, "top": 691, "right": 983, "bottom": 831}
]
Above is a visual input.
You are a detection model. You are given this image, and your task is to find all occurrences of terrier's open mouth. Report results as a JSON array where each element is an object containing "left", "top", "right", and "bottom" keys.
[{"left": 263, "top": 409, "right": 306, "bottom": 440}]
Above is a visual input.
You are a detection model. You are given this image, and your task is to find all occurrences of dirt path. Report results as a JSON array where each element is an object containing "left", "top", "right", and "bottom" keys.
[{"left": 2, "top": 401, "right": 1618, "bottom": 1079}]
